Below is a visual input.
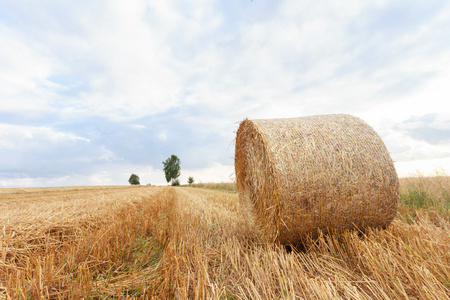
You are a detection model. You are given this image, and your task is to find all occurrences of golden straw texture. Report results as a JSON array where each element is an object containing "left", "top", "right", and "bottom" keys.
[{"left": 235, "top": 114, "right": 399, "bottom": 245}]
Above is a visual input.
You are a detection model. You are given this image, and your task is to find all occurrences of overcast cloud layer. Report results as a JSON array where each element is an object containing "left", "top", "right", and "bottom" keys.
[{"left": 1, "top": 0, "right": 450, "bottom": 187}]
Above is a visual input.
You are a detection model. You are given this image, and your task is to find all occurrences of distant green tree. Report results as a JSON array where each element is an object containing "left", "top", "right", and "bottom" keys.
[
  {"left": 172, "top": 179, "right": 180, "bottom": 186},
  {"left": 188, "top": 176, "right": 194, "bottom": 185},
  {"left": 128, "top": 174, "right": 140, "bottom": 185},
  {"left": 162, "top": 154, "right": 181, "bottom": 186}
]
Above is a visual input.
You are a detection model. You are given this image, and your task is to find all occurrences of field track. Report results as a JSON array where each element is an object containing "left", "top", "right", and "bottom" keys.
[{"left": 1, "top": 184, "right": 449, "bottom": 299}]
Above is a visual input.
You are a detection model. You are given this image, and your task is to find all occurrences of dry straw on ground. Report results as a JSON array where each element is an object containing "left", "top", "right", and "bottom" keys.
[{"left": 235, "top": 114, "right": 399, "bottom": 245}]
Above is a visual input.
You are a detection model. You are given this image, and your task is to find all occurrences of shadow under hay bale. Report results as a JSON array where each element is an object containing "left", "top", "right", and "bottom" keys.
[{"left": 235, "top": 114, "right": 399, "bottom": 245}]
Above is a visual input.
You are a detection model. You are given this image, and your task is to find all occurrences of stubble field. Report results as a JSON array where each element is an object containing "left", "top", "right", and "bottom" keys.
[{"left": 0, "top": 177, "right": 449, "bottom": 299}]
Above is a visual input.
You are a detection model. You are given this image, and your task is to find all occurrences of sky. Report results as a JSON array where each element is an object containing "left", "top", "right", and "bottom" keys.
[{"left": 1, "top": 0, "right": 450, "bottom": 187}]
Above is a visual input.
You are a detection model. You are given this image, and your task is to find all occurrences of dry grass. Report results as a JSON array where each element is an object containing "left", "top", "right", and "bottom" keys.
[
  {"left": 399, "top": 174, "right": 450, "bottom": 215},
  {"left": 1, "top": 179, "right": 449, "bottom": 299},
  {"left": 190, "top": 182, "right": 237, "bottom": 193}
]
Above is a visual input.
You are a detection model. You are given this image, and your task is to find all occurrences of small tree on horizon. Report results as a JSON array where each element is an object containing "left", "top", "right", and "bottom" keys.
[
  {"left": 128, "top": 174, "right": 140, "bottom": 185},
  {"left": 188, "top": 176, "right": 194, "bottom": 185},
  {"left": 162, "top": 154, "right": 181, "bottom": 186}
]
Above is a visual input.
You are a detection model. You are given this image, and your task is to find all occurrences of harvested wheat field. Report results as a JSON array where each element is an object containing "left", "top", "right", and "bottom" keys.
[{"left": 0, "top": 179, "right": 449, "bottom": 299}]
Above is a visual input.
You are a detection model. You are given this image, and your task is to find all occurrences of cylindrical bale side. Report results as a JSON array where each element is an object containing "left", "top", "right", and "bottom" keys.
[{"left": 235, "top": 114, "right": 399, "bottom": 245}]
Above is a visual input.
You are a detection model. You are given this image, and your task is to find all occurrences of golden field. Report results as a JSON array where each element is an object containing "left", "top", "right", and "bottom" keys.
[{"left": 0, "top": 177, "right": 449, "bottom": 299}]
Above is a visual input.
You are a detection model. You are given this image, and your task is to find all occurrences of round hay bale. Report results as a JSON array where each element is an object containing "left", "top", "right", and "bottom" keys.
[{"left": 235, "top": 114, "right": 399, "bottom": 245}]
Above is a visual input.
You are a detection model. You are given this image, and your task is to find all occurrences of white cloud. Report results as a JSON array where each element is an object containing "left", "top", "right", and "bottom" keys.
[
  {"left": 0, "top": 123, "right": 117, "bottom": 186},
  {"left": 1, "top": 0, "right": 450, "bottom": 187},
  {"left": 180, "top": 162, "right": 235, "bottom": 184},
  {"left": 158, "top": 132, "right": 168, "bottom": 141},
  {"left": 0, "top": 1, "right": 185, "bottom": 120},
  {"left": 165, "top": 0, "right": 450, "bottom": 125},
  {"left": 386, "top": 132, "right": 450, "bottom": 162},
  {"left": 130, "top": 124, "right": 146, "bottom": 130},
  {"left": 0, "top": 25, "right": 62, "bottom": 116},
  {"left": 91, "top": 163, "right": 167, "bottom": 186},
  {"left": 395, "top": 158, "right": 450, "bottom": 177},
  {"left": 0, "top": 123, "right": 89, "bottom": 149},
  {"left": 88, "top": 171, "right": 114, "bottom": 186},
  {"left": 98, "top": 146, "right": 117, "bottom": 162}
]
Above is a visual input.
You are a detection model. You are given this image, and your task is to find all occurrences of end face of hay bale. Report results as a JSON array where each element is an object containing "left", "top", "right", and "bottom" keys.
[
  {"left": 235, "top": 114, "right": 399, "bottom": 245},
  {"left": 235, "top": 119, "right": 282, "bottom": 242}
]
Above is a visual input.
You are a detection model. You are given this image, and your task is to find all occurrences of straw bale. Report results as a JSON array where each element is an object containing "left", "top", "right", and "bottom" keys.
[{"left": 235, "top": 114, "right": 399, "bottom": 245}]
